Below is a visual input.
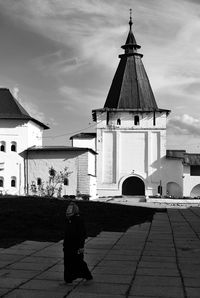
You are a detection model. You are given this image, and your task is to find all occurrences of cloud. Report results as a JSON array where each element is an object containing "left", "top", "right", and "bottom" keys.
[
  {"left": 2, "top": 0, "right": 200, "bottom": 82},
  {"left": 59, "top": 85, "right": 104, "bottom": 112},
  {"left": 12, "top": 86, "right": 20, "bottom": 99},
  {"left": 1, "top": 0, "right": 200, "bottom": 149},
  {"left": 168, "top": 114, "right": 200, "bottom": 137},
  {"left": 14, "top": 90, "right": 47, "bottom": 125},
  {"left": 32, "top": 50, "right": 88, "bottom": 75}
]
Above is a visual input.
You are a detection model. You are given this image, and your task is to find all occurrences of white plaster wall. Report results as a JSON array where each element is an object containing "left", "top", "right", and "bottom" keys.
[
  {"left": 88, "top": 151, "right": 96, "bottom": 176},
  {"left": 95, "top": 110, "right": 168, "bottom": 197},
  {"left": 72, "top": 138, "right": 96, "bottom": 151},
  {"left": 77, "top": 152, "right": 90, "bottom": 195},
  {"left": 27, "top": 150, "right": 96, "bottom": 198},
  {"left": 183, "top": 165, "right": 200, "bottom": 197},
  {"left": 120, "top": 131, "right": 146, "bottom": 176},
  {"left": 27, "top": 121, "right": 43, "bottom": 147},
  {"left": 102, "top": 131, "right": 116, "bottom": 183},
  {"left": 89, "top": 175, "right": 97, "bottom": 200},
  {"left": 96, "top": 111, "right": 167, "bottom": 129},
  {"left": 27, "top": 151, "right": 78, "bottom": 196},
  {"left": 0, "top": 119, "right": 43, "bottom": 195},
  {"left": 163, "top": 159, "right": 183, "bottom": 196}
]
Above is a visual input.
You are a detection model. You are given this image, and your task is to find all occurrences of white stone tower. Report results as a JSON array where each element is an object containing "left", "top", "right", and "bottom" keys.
[{"left": 92, "top": 13, "right": 170, "bottom": 198}]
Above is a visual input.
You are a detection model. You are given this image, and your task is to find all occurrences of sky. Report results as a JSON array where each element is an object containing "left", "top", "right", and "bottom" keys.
[{"left": 0, "top": 0, "right": 200, "bottom": 152}]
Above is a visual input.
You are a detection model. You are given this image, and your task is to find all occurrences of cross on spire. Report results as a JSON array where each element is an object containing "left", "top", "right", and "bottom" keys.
[{"left": 129, "top": 8, "right": 133, "bottom": 30}]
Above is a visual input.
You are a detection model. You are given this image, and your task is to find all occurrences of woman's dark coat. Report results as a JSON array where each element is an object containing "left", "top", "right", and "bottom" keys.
[
  {"left": 63, "top": 214, "right": 92, "bottom": 282},
  {"left": 63, "top": 214, "right": 86, "bottom": 253}
]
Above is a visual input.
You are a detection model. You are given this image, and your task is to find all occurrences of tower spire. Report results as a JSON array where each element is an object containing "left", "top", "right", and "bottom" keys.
[
  {"left": 102, "top": 12, "right": 159, "bottom": 111},
  {"left": 122, "top": 10, "right": 141, "bottom": 52},
  {"left": 129, "top": 8, "right": 133, "bottom": 31}
]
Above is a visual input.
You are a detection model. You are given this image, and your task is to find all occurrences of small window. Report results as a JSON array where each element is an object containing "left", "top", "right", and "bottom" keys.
[
  {"left": 0, "top": 177, "right": 3, "bottom": 187},
  {"left": 0, "top": 142, "right": 5, "bottom": 152},
  {"left": 134, "top": 115, "right": 140, "bottom": 125},
  {"left": 153, "top": 111, "right": 156, "bottom": 126},
  {"left": 37, "top": 178, "right": 42, "bottom": 186},
  {"left": 11, "top": 177, "right": 16, "bottom": 187},
  {"left": 117, "top": 119, "right": 121, "bottom": 125},
  {"left": 11, "top": 142, "right": 17, "bottom": 152},
  {"left": 190, "top": 166, "right": 200, "bottom": 176},
  {"left": 64, "top": 178, "right": 69, "bottom": 186}
]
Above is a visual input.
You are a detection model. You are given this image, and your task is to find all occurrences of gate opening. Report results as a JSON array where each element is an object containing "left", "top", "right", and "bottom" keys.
[{"left": 122, "top": 176, "right": 145, "bottom": 196}]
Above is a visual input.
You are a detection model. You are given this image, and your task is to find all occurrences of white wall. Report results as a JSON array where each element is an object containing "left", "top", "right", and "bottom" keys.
[
  {"left": 96, "top": 111, "right": 167, "bottom": 129},
  {"left": 72, "top": 138, "right": 96, "bottom": 151},
  {"left": 27, "top": 150, "right": 97, "bottom": 199},
  {"left": 0, "top": 119, "right": 43, "bottom": 195},
  {"left": 88, "top": 151, "right": 96, "bottom": 176},
  {"left": 95, "top": 110, "right": 168, "bottom": 197},
  {"left": 183, "top": 165, "right": 200, "bottom": 197},
  {"left": 27, "top": 150, "right": 78, "bottom": 196},
  {"left": 163, "top": 159, "right": 183, "bottom": 197}
]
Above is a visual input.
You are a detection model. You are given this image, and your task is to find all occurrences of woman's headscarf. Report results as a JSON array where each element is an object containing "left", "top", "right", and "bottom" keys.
[{"left": 66, "top": 202, "right": 79, "bottom": 217}]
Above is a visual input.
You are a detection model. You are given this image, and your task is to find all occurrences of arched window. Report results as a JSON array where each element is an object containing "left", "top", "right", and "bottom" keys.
[
  {"left": 117, "top": 119, "right": 121, "bottom": 125},
  {"left": 0, "top": 177, "right": 3, "bottom": 187},
  {"left": 37, "top": 178, "right": 42, "bottom": 186},
  {"left": 11, "top": 142, "right": 17, "bottom": 152},
  {"left": 11, "top": 177, "right": 16, "bottom": 187},
  {"left": 0, "top": 141, "right": 6, "bottom": 152},
  {"left": 64, "top": 178, "right": 69, "bottom": 186},
  {"left": 134, "top": 115, "right": 140, "bottom": 125}
]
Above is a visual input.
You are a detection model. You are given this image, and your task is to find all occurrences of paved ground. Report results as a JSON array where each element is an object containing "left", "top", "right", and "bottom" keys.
[{"left": 0, "top": 207, "right": 200, "bottom": 298}]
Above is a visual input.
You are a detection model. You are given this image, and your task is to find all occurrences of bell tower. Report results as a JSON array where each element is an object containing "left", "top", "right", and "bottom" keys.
[{"left": 92, "top": 11, "right": 170, "bottom": 197}]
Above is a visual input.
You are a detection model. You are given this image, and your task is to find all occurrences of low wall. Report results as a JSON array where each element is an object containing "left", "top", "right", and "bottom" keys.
[{"left": 146, "top": 197, "right": 200, "bottom": 205}]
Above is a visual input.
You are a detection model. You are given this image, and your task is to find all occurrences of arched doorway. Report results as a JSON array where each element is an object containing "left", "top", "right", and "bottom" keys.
[
  {"left": 167, "top": 182, "right": 181, "bottom": 198},
  {"left": 122, "top": 176, "right": 145, "bottom": 196},
  {"left": 190, "top": 184, "right": 200, "bottom": 198}
]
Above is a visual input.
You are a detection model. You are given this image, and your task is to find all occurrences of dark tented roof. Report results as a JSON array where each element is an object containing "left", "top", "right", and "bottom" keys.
[
  {"left": 104, "top": 55, "right": 159, "bottom": 110},
  {"left": 93, "top": 19, "right": 170, "bottom": 114},
  {"left": 0, "top": 88, "right": 49, "bottom": 129}
]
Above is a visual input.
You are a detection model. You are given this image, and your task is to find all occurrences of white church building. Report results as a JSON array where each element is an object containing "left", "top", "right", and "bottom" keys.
[{"left": 1, "top": 17, "right": 200, "bottom": 199}]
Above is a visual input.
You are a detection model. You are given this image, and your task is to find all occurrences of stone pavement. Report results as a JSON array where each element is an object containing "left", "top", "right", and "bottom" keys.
[{"left": 0, "top": 207, "right": 200, "bottom": 298}]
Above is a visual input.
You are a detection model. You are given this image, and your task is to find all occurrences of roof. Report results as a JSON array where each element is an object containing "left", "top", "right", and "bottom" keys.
[
  {"left": 0, "top": 88, "right": 49, "bottom": 129},
  {"left": 184, "top": 154, "right": 200, "bottom": 166},
  {"left": 26, "top": 146, "right": 97, "bottom": 155},
  {"left": 166, "top": 150, "right": 186, "bottom": 160},
  {"left": 166, "top": 150, "right": 200, "bottom": 165},
  {"left": 70, "top": 133, "right": 96, "bottom": 140},
  {"left": 94, "top": 17, "right": 170, "bottom": 115}
]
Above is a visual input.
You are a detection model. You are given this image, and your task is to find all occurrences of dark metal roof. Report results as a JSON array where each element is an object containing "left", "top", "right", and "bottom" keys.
[
  {"left": 70, "top": 133, "right": 96, "bottom": 140},
  {"left": 100, "top": 19, "right": 170, "bottom": 114},
  {"left": 26, "top": 146, "right": 97, "bottom": 155},
  {"left": 166, "top": 150, "right": 200, "bottom": 165},
  {"left": 0, "top": 88, "right": 49, "bottom": 129},
  {"left": 184, "top": 154, "right": 200, "bottom": 166},
  {"left": 166, "top": 150, "right": 186, "bottom": 160}
]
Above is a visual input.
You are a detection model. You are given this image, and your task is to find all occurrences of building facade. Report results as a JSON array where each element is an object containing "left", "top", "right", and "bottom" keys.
[{"left": 1, "top": 18, "right": 200, "bottom": 199}]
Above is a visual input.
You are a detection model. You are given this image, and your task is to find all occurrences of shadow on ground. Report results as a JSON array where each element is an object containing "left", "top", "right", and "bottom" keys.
[{"left": 0, "top": 196, "right": 166, "bottom": 248}]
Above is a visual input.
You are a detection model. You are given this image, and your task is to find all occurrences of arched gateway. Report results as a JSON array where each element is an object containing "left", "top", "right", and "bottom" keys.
[{"left": 122, "top": 176, "right": 145, "bottom": 196}]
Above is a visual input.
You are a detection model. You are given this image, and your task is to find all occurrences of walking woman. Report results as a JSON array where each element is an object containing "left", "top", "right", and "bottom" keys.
[{"left": 63, "top": 202, "right": 93, "bottom": 284}]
